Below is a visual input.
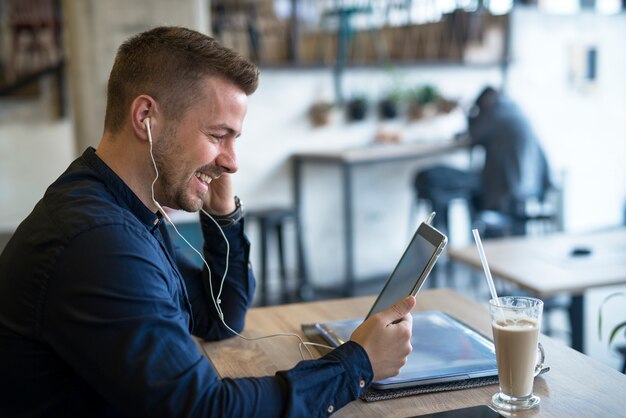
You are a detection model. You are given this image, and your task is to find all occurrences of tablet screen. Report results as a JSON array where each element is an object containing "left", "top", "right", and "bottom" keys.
[{"left": 367, "top": 224, "right": 446, "bottom": 317}]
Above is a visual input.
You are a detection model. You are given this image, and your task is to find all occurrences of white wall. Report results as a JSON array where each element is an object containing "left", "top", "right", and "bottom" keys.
[
  {"left": 0, "top": 74, "right": 75, "bottom": 231},
  {"left": 0, "top": 121, "right": 74, "bottom": 231},
  {"left": 507, "top": 8, "right": 626, "bottom": 231}
]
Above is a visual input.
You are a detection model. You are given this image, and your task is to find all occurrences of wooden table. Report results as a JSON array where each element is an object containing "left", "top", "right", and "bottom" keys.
[
  {"left": 199, "top": 288, "right": 626, "bottom": 417},
  {"left": 292, "top": 140, "right": 468, "bottom": 297},
  {"left": 448, "top": 227, "right": 626, "bottom": 353}
]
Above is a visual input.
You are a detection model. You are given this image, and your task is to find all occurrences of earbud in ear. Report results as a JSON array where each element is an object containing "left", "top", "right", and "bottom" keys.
[{"left": 143, "top": 117, "right": 152, "bottom": 144}]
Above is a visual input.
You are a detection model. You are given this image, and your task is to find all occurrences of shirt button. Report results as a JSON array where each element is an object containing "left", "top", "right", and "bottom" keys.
[
  {"left": 327, "top": 405, "right": 334, "bottom": 414},
  {"left": 359, "top": 379, "right": 366, "bottom": 388},
  {"left": 153, "top": 218, "right": 159, "bottom": 226}
]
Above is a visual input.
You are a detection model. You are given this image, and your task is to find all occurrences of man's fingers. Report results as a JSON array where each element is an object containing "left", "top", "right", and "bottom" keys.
[{"left": 381, "top": 295, "right": 416, "bottom": 323}]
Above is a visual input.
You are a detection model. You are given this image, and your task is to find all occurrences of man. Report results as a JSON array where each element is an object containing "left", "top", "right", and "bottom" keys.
[
  {"left": 414, "top": 86, "right": 552, "bottom": 236},
  {"left": 0, "top": 27, "right": 415, "bottom": 417},
  {"left": 467, "top": 86, "right": 552, "bottom": 218}
]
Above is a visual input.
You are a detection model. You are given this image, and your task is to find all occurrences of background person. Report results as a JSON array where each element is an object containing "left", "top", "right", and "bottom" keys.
[{"left": 414, "top": 86, "right": 553, "bottom": 236}]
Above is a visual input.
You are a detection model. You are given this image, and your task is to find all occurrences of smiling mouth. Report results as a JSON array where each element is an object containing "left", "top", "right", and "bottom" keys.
[{"left": 195, "top": 172, "right": 213, "bottom": 187}]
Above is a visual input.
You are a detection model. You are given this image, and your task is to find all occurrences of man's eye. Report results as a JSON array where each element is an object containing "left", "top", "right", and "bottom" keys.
[{"left": 210, "top": 135, "right": 224, "bottom": 141}]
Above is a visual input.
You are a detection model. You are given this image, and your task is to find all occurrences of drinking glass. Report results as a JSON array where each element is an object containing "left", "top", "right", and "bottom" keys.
[{"left": 489, "top": 296, "right": 545, "bottom": 411}]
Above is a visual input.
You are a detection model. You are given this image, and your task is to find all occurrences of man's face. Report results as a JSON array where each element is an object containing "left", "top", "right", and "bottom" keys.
[{"left": 152, "top": 76, "right": 247, "bottom": 212}]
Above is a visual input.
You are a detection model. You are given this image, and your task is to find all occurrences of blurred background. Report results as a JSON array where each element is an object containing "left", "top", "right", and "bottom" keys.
[{"left": 0, "top": 0, "right": 624, "bottom": 372}]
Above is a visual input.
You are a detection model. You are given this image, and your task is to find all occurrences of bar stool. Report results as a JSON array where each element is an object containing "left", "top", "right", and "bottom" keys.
[{"left": 245, "top": 207, "right": 308, "bottom": 306}]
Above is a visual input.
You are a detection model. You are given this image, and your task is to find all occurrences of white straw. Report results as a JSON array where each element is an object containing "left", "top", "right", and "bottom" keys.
[{"left": 472, "top": 229, "right": 500, "bottom": 306}]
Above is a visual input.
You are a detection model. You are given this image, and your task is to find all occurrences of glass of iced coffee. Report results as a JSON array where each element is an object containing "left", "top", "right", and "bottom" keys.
[{"left": 489, "top": 296, "right": 545, "bottom": 411}]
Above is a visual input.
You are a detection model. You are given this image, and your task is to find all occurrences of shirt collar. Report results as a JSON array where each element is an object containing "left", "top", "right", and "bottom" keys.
[{"left": 81, "top": 147, "right": 162, "bottom": 229}]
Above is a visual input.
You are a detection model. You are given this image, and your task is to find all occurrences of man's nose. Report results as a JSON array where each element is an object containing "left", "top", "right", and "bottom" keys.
[{"left": 216, "top": 142, "right": 238, "bottom": 174}]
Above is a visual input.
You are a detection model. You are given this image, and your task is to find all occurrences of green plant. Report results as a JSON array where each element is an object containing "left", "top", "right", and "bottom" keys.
[
  {"left": 382, "top": 87, "right": 404, "bottom": 103},
  {"left": 382, "top": 64, "right": 405, "bottom": 103},
  {"left": 597, "top": 292, "right": 626, "bottom": 345},
  {"left": 406, "top": 84, "right": 440, "bottom": 121},
  {"left": 412, "top": 84, "right": 439, "bottom": 105}
]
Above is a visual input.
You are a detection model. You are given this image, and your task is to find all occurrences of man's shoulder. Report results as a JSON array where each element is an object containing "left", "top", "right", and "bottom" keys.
[{"left": 39, "top": 159, "right": 143, "bottom": 240}]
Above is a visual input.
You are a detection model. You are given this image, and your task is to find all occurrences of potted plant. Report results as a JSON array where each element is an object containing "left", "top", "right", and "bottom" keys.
[
  {"left": 407, "top": 84, "right": 439, "bottom": 121},
  {"left": 346, "top": 94, "right": 368, "bottom": 122},
  {"left": 308, "top": 100, "right": 334, "bottom": 127},
  {"left": 378, "top": 89, "right": 403, "bottom": 120}
]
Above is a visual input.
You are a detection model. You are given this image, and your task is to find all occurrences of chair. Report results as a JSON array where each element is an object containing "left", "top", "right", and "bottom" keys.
[
  {"left": 473, "top": 181, "right": 564, "bottom": 238},
  {"left": 245, "top": 207, "right": 308, "bottom": 306}
]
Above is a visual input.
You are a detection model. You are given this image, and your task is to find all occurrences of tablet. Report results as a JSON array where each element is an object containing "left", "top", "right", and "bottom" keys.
[{"left": 366, "top": 221, "right": 447, "bottom": 318}]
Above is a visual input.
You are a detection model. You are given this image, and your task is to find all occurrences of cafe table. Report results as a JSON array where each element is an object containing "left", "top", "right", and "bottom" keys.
[{"left": 199, "top": 288, "right": 626, "bottom": 417}]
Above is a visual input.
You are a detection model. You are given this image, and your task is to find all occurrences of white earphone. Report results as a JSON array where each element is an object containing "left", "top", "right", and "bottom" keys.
[
  {"left": 144, "top": 117, "right": 152, "bottom": 142},
  {"left": 144, "top": 116, "right": 173, "bottom": 224}
]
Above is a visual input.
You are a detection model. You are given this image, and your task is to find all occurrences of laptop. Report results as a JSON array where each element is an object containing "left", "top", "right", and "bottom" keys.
[{"left": 303, "top": 311, "right": 499, "bottom": 391}]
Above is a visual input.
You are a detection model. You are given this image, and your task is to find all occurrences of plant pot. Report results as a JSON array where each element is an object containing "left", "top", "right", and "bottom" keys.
[
  {"left": 408, "top": 102, "right": 439, "bottom": 121},
  {"left": 379, "top": 99, "right": 399, "bottom": 120},
  {"left": 407, "top": 102, "right": 424, "bottom": 121},
  {"left": 308, "top": 102, "right": 333, "bottom": 127},
  {"left": 346, "top": 99, "right": 368, "bottom": 121},
  {"left": 437, "top": 98, "right": 458, "bottom": 114}
]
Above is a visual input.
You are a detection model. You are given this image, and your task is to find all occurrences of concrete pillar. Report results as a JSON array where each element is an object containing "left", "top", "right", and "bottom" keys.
[{"left": 62, "top": 0, "right": 210, "bottom": 154}]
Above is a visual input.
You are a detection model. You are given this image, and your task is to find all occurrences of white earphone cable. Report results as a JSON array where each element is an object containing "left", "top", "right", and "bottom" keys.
[{"left": 144, "top": 118, "right": 332, "bottom": 360}]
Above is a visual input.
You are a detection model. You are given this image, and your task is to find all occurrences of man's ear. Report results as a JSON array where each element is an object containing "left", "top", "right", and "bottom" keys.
[{"left": 130, "top": 95, "right": 158, "bottom": 142}]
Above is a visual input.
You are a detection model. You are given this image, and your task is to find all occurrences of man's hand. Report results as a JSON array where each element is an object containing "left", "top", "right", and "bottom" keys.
[
  {"left": 202, "top": 174, "right": 236, "bottom": 215},
  {"left": 350, "top": 296, "right": 416, "bottom": 382}
]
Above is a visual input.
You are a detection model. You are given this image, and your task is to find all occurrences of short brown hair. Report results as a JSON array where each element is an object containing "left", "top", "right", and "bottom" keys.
[{"left": 104, "top": 26, "right": 259, "bottom": 134}]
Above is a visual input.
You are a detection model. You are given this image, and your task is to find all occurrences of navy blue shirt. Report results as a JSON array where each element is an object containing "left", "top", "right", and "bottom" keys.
[{"left": 0, "top": 148, "right": 373, "bottom": 417}]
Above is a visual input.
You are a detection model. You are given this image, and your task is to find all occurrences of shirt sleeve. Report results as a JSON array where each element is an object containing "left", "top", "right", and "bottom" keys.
[
  {"left": 173, "top": 214, "right": 256, "bottom": 341},
  {"left": 43, "top": 223, "right": 372, "bottom": 417},
  {"left": 277, "top": 341, "right": 374, "bottom": 417}
]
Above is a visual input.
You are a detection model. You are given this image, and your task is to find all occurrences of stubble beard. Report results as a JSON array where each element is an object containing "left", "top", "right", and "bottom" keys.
[{"left": 151, "top": 126, "right": 205, "bottom": 213}]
